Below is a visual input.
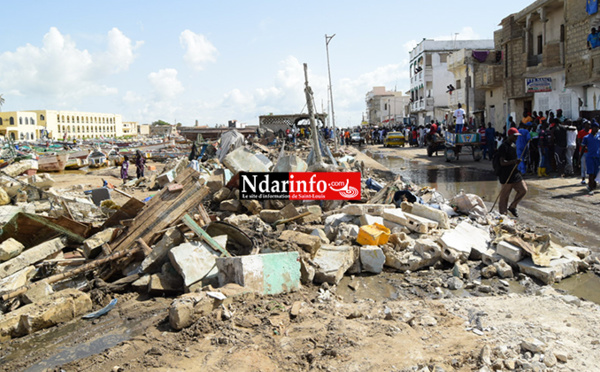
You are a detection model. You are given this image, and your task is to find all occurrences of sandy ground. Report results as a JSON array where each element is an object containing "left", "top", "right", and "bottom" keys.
[{"left": 2, "top": 149, "right": 600, "bottom": 371}]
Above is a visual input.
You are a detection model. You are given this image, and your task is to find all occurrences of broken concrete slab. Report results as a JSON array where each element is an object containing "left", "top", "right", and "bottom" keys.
[
  {"left": 21, "top": 281, "right": 54, "bottom": 305},
  {"left": 83, "top": 228, "right": 116, "bottom": 259},
  {"left": 140, "top": 227, "right": 184, "bottom": 274},
  {"left": 0, "top": 237, "right": 66, "bottom": 280},
  {"left": 156, "top": 170, "right": 176, "bottom": 188},
  {"left": 310, "top": 228, "right": 330, "bottom": 244},
  {"left": 168, "top": 241, "right": 220, "bottom": 287},
  {"left": 0, "top": 266, "right": 37, "bottom": 293},
  {"left": 312, "top": 244, "right": 355, "bottom": 285},
  {"left": 341, "top": 204, "right": 391, "bottom": 216},
  {"left": 496, "top": 240, "right": 525, "bottom": 264},
  {"left": 216, "top": 252, "right": 300, "bottom": 295},
  {"left": 359, "top": 214, "right": 384, "bottom": 226},
  {"left": 259, "top": 209, "right": 282, "bottom": 224},
  {"left": 360, "top": 246, "right": 385, "bottom": 274},
  {"left": 273, "top": 154, "right": 307, "bottom": 173},
  {"left": 220, "top": 199, "right": 241, "bottom": 212},
  {"left": 382, "top": 208, "right": 408, "bottom": 225},
  {"left": 494, "top": 259, "right": 513, "bottom": 278},
  {"left": 213, "top": 187, "right": 231, "bottom": 203},
  {"left": 297, "top": 205, "right": 322, "bottom": 223},
  {"left": 169, "top": 292, "right": 210, "bottom": 330},
  {"left": 0, "top": 238, "right": 25, "bottom": 262},
  {"left": 563, "top": 246, "right": 591, "bottom": 260},
  {"left": 517, "top": 257, "right": 579, "bottom": 284},
  {"left": 222, "top": 147, "right": 270, "bottom": 173},
  {"left": 439, "top": 221, "right": 490, "bottom": 263},
  {"left": 279, "top": 230, "right": 321, "bottom": 256},
  {"left": 0, "top": 289, "right": 92, "bottom": 341},
  {"left": 383, "top": 238, "right": 441, "bottom": 272},
  {"left": 279, "top": 203, "right": 299, "bottom": 219}
]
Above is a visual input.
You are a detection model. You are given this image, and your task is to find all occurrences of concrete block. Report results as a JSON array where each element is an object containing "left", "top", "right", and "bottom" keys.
[
  {"left": 216, "top": 252, "right": 300, "bottom": 294},
  {"left": 156, "top": 170, "right": 175, "bottom": 188},
  {"left": 359, "top": 214, "right": 384, "bottom": 226},
  {"left": 405, "top": 202, "right": 450, "bottom": 229},
  {"left": 494, "top": 259, "right": 514, "bottom": 278},
  {"left": 336, "top": 223, "right": 360, "bottom": 243},
  {"left": 360, "top": 246, "right": 385, "bottom": 274},
  {"left": 341, "top": 204, "right": 390, "bottom": 216},
  {"left": 382, "top": 208, "right": 408, "bottom": 225},
  {"left": 21, "top": 281, "right": 53, "bottom": 305},
  {"left": 403, "top": 212, "right": 438, "bottom": 233},
  {"left": 439, "top": 221, "right": 490, "bottom": 263},
  {"left": 140, "top": 227, "right": 184, "bottom": 273},
  {"left": 206, "top": 173, "right": 224, "bottom": 193},
  {"left": 0, "top": 238, "right": 25, "bottom": 262},
  {"left": 83, "top": 228, "right": 116, "bottom": 259},
  {"left": 0, "top": 237, "right": 65, "bottom": 280},
  {"left": 259, "top": 209, "right": 282, "bottom": 224},
  {"left": 312, "top": 244, "right": 355, "bottom": 285},
  {"left": 223, "top": 147, "right": 270, "bottom": 173},
  {"left": 279, "top": 230, "right": 321, "bottom": 256},
  {"left": 213, "top": 187, "right": 231, "bottom": 203},
  {"left": 299, "top": 255, "right": 315, "bottom": 284},
  {"left": 496, "top": 240, "right": 524, "bottom": 263},
  {"left": 168, "top": 292, "right": 209, "bottom": 330},
  {"left": 310, "top": 228, "right": 330, "bottom": 244},
  {"left": 518, "top": 257, "right": 579, "bottom": 284},
  {"left": 220, "top": 199, "right": 241, "bottom": 212},
  {"left": 148, "top": 272, "right": 184, "bottom": 294},
  {"left": 563, "top": 246, "right": 591, "bottom": 259},
  {"left": 279, "top": 203, "right": 299, "bottom": 219},
  {"left": 0, "top": 289, "right": 92, "bottom": 340},
  {"left": 382, "top": 219, "right": 407, "bottom": 233},
  {"left": 298, "top": 205, "right": 322, "bottom": 223},
  {"left": 273, "top": 154, "right": 307, "bottom": 172},
  {"left": 168, "top": 241, "right": 220, "bottom": 287},
  {"left": 0, "top": 266, "right": 36, "bottom": 293}
]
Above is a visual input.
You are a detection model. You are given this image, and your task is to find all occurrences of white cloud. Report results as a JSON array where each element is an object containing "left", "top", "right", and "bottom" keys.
[
  {"left": 180, "top": 30, "right": 218, "bottom": 70},
  {"left": 0, "top": 27, "right": 140, "bottom": 105},
  {"left": 148, "top": 68, "right": 184, "bottom": 100}
]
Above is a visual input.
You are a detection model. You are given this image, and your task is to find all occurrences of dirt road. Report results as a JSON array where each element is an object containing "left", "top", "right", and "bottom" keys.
[{"left": 357, "top": 144, "right": 600, "bottom": 251}]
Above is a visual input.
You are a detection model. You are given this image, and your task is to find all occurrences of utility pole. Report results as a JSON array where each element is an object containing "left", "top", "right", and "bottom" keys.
[
  {"left": 303, "top": 63, "right": 325, "bottom": 169},
  {"left": 465, "top": 62, "right": 470, "bottom": 126},
  {"left": 325, "top": 34, "right": 337, "bottom": 150}
]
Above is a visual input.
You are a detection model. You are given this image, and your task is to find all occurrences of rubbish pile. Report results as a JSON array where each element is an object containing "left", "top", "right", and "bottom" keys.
[{"left": 0, "top": 135, "right": 598, "bottom": 344}]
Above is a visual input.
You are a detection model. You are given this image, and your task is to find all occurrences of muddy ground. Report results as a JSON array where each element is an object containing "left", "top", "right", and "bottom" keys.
[{"left": 1, "top": 147, "right": 600, "bottom": 371}]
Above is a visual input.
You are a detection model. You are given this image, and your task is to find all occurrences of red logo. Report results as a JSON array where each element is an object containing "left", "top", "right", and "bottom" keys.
[{"left": 289, "top": 172, "right": 361, "bottom": 200}]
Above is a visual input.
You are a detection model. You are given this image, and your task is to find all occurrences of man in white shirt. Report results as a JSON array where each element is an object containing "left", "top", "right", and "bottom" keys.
[
  {"left": 565, "top": 122, "right": 578, "bottom": 175},
  {"left": 454, "top": 103, "right": 466, "bottom": 133}
]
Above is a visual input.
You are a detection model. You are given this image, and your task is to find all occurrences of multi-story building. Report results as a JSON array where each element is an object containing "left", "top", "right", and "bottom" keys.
[
  {"left": 138, "top": 124, "right": 150, "bottom": 136},
  {"left": 564, "top": 0, "right": 600, "bottom": 119},
  {"left": 0, "top": 109, "right": 124, "bottom": 141},
  {"left": 498, "top": 0, "right": 574, "bottom": 126},
  {"left": 365, "top": 87, "right": 410, "bottom": 126},
  {"left": 475, "top": 30, "right": 506, "bottom": 127},
  {"left": 409, "top": 39, "right": 494, "bottom": 126},
  {"left": 122, "top": 121, "right": 138, "bottom": 137},
  {"left": 0, "top": 111, "right": 43, "bottom": 141}
]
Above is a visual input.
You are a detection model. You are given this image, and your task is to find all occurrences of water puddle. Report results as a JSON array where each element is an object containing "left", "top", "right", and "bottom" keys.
[
  {"left": 554, "top": 272, "right": 600, "bottom": 305},
  {"left": 2, "top": 313, "right": 145, "bottom": 372}
]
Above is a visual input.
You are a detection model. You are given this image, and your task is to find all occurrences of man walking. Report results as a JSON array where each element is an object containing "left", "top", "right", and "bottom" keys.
[
  {"left": 498, "top": 127, "right": 528, "bottom": 217},
  {"left": 582, "top": 121, "right": 600, "bottom": 192}
]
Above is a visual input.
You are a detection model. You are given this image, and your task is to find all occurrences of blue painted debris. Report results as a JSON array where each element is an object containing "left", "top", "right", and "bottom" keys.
[{"left": 82, "top": 298, "right": 118, "bottom": 319}]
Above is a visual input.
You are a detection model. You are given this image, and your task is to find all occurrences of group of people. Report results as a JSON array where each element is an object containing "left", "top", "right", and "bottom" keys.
[
  {"left": 120, "top": 150, "right": 145, "bottom": 184},
  {"left": 496, "top": 108, "right": 600, "bottom": 217}
]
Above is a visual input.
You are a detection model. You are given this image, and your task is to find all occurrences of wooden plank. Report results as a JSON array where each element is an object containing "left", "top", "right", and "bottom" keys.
[
  {"left": 0, "top": 213, "right": 85, "bottom": 246},
  {"left": 110, "top": 182, "right": 210, "bottom": 253},
  {"left": 181, "top": 214, "right": 231, "bottom": 257},
  {"left": 102, "top": 197, "right": 145, "bottom": 228}
]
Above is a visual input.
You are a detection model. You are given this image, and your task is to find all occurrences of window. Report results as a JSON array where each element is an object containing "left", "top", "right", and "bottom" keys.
[
  {"left": 425, "top": 54, "right": 432, "bottom": 66},
  {"left": 41, "top": 114, "right": 45, "bottom": 121},
  {"left": 537, "top": 35, "right": 543, "bottom": 55},
  {"left": 456, "top": 80, "right": 462, "bottom": 89},
  {"left": 31, "top": 118, "right": 35, "bottom": 125},
  {"left": 439, "top": 53, "right": 447, "bottom": 63},
  {"left": 490, "top": 91, "right": 493, "bottom": 98},
  {"left": 20, "top": 133, "right": 24, "bottom": 140},
  {"left": 384, "top": 103, "right": 388, "bottom": 110},
  {"left": 0, "top": 118, "right": 2, "bottom": 125},
  {"left": 560, "top": 25, "right": 564, "bottom": 43},
  {"left": 19, "top": 118, "right": 23, "bottom": 125},
  {"left": 25, "top": 118, "right": 28, "bottom": 125}
]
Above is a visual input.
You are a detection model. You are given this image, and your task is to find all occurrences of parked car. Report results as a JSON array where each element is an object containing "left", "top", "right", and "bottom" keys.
[
  {"left": 349, "top": 132, "right": 365, "bottom": 145},
  {"left": 383, "top": 132, "right": 405, "bottom": 147}
]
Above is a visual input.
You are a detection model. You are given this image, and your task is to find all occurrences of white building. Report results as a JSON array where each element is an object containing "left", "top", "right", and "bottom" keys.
[
  {"left": 409, "top": 39, "right": 494, "bottom": 125},
  {"left": 365, "top": 87, "right": 411, "bottom": 126}
]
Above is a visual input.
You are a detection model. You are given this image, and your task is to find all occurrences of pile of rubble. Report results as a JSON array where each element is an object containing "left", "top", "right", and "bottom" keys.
[{"left": 0, "top": 138, "right": 598, "bottom": 349}]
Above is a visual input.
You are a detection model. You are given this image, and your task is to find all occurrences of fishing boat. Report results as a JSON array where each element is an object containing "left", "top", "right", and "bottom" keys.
[
  {"left": 64, "top": 157, "right": 89, "bottom": 170},
  {"left": 107, "top": 147, "right": 124, "bottom": 166},
  {"left": 87, "top": 149, "right": 107, "bottom": 168},
  {"left": 37, "top": 152, "right": 68, "bottom": 172}
]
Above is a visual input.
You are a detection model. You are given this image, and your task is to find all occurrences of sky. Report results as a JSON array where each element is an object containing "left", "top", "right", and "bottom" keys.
[{"left": 0, "top": 0, "right": 532, "bottom": 128}]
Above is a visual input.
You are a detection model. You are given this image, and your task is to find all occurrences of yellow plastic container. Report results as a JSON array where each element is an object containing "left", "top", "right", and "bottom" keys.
[{"left": 356, "top": 223, "right": 391, "bottom": 246}]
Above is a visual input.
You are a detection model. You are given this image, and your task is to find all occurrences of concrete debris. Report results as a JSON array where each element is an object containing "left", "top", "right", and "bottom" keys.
[
  {"left": 168, "top": 241, "right": 220, "bottom": 287},
  {"left": 312, "top": 245, "right": 355, "bottom": 285},
  {"left": 359, "top": 246, "right": 386, "bottom": 274},
  {"left": 0, "top": 238, "right": 25, "bottom": 262},
  {"left": 279, "top": 230, "right": 321, "bottom": 256}
]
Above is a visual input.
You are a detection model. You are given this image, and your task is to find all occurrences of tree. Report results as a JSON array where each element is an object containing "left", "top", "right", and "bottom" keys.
[
  {"left": 0, "top": 94, "right": 4, "bottom": 112},
  {"left": 151, "top": 120, "right": 171, "bottom": 126}
]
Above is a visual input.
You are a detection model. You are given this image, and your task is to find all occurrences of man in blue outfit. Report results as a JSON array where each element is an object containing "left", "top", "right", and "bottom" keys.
[{"left": 582, "top": 121, "right": 600, "bottom": 192}]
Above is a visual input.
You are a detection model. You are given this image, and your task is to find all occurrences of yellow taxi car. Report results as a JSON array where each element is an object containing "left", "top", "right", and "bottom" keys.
[{"left": 383, "top": 132, "right": 405, "bottom": 147}]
